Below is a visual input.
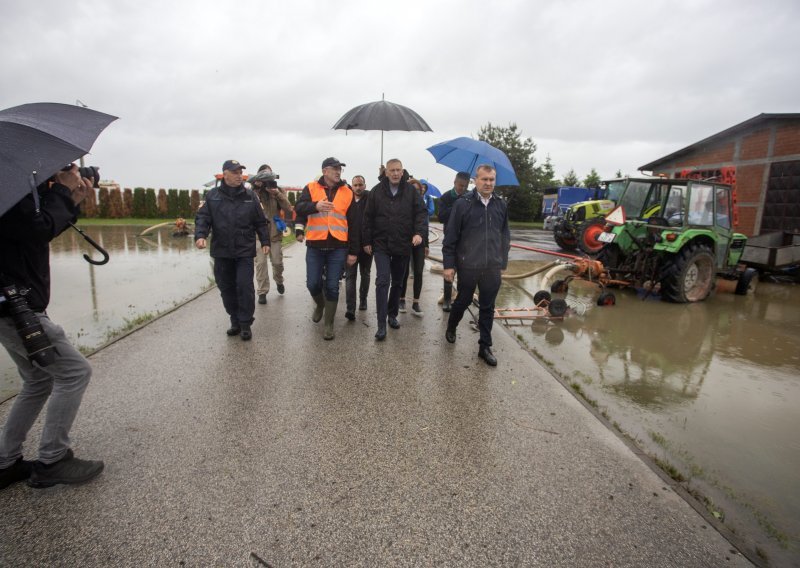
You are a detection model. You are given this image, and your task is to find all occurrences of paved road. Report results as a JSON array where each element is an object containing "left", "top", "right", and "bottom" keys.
[{"left": 0, "top": 243, "right": 752, "bottom": 567}]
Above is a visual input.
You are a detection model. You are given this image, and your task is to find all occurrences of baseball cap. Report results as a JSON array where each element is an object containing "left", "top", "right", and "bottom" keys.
[
  {"left": 321, "top": 157, "right": 346, "bottom": 169},
  {"left": 222, "top": 159, "right": 246, "bottom": 171}
]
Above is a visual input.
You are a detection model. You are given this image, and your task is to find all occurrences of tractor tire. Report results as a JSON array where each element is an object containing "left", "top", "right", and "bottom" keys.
[
  {"left": 596, "top": 243, "right": 621, "bottom": 270},
  {"left": 533, "top": 290, "right": 551, "bottom": 305},
  {"left": 596, "top": 292, "right": 616, "bottom": 306},
  {"left": 550, "top": 279, "right": 569, "bottom": 294},
  {"left": 553, "top": 231, "right": 578, "bottom": 252},
  {"left": 578, "top": 219, "right": 606, "bottom": 255},
  {"left": 659, "top": 243, "right": 715, "bottom": 303},
  {"left": 548, "top": 298, "right": 568, "bottom": 317},
  {"left": 735, "top": 268, "right": 758, "bottom": 295}
]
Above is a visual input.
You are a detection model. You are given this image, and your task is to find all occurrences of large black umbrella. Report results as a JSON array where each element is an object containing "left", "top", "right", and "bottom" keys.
[
  {"left": 0, "top": 102, "right": 118, "bottom": 217},
  {"left": 332, "top": 94, "right": 432, "bottom": 164}
]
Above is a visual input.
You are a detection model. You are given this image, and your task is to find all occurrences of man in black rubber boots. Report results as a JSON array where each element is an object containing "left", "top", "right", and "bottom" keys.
[
  {"left": 442, "top": 165, "right": 510, "bottom": 366},
  {"left": 195, "top": 160, "right": 270, "bottom": 341}
]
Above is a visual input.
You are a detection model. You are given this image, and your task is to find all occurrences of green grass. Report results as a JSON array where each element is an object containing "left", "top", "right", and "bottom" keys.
[{"left": 76, "top": 218, "right": 179, "bottom": 226}]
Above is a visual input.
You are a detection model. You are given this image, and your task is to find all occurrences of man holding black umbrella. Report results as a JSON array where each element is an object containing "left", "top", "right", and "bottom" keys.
[{"left": 0, "top": 165, "right": 105, "bottom": 490}]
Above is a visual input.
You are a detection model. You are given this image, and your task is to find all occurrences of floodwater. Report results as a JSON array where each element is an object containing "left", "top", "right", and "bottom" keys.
[
  {"left": 0, "top": 225, "right": 214, "bottom": 401},
  {"left": 496, "top": 257, "right": 800, "bottom": 565}
]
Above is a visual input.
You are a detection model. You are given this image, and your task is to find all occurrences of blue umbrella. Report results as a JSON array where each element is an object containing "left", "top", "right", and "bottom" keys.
[
  {"left": 419, "top": 178, "right": 441, "bottom": 198},
  {"left": 427, "top": 136, "right": 519, "bottom": 186}
]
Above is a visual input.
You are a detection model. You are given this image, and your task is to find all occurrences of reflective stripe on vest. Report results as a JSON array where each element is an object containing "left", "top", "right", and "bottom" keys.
[{"left": 306, "top": 181, "right": 353, "bottom": 242}]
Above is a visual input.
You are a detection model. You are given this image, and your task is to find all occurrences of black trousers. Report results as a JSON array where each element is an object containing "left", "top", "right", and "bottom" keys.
[
  {"left": 447, "top": 267, "right": 501, "bottom": 347},
  {"left": 400, "top": 244, "right": 425, "bottom": 300},
  {"left": 374, "top": 250, "right": 407, "bottom": 324},
  {"left": 213, "top": 256, "right": 256, "bottom": 326},
  {"left": 345, "top": 251, "right": 373, "bottom": 312}
]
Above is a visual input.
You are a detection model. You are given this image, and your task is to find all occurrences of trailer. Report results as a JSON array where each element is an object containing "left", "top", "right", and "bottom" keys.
[{"left": 741, "top": 231, "right": 800, "bottom": 270}]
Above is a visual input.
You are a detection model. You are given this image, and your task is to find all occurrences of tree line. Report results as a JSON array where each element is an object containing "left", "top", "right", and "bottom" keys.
[{"left": 80, "top": 187, "right": 202, "bottom": 218}]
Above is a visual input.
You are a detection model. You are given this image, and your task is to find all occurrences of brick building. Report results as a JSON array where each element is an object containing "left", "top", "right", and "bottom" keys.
[{"left": 639, "top": 113, "right": 800, "bottom": 236}]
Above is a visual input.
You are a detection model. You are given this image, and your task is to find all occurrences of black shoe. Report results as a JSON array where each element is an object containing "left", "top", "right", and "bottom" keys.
[
  {"left": 28, "top": 449, "right": 104, "bottom": 488},
  {"left": 345, "top": 311, "right": 355, "bottom": 321},
  {"left": 375, "top": 326, "right": 387, "bottom": 341},
  {"left": 277, "top": 283, "right": 285, "bottom": 295},
  {"left": 478, "top": 346, "right": 497, "bottom": 366},
  {"left": 388, "top": 316, "right": 400, "bottom": 329},
  {"left": 442, "top": 300, "right": 451, "bottom": 312},
  {"left": 398, "top": 300, "right": 406, "bottom": 313},
  {"left": 411, "top": 302, "right": 423, "bottom": 317},
  {"left": 240, "top": 325, "right": 252, "bottom": 341},
  {"left": 258, "top": 294, "right": 267, "bottom": 305},
  {"left": 358, "top": 299, "right": 367, "bottom": 311},
  {"left": 445, "top": 327, "right": 457, "bottom": 344},
  {"left": 0, "top": 457, "right": 33, "bottom": 490},
  {"left": 226, "top": 325, "right": 241, "bottom": 336}
]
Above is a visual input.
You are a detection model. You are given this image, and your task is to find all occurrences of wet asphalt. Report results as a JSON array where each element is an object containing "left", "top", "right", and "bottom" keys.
[{"left": 0, "top": 241, "right": 753, "bottom": 567}]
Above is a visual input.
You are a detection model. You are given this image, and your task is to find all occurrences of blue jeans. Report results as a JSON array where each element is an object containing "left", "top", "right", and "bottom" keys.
[
  {"left": 0, "top": 313, "right": 92, "bottom": 467},
  {"left": 214, "top": 256, "right": 256, "bottom": 326},
  {"left": 373, "top": 250, "right": 408, "bottom": 325},
  {"left": 306, "top": 247, "right": 347, "bottom": 301}
]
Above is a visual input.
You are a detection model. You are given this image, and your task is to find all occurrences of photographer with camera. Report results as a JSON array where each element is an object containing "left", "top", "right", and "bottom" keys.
[
  {"left": 250, "top": 164, "right": 293, "bottom": 305},
  {"left": 0, "top": 164, "right": 105, "bottom": 490}
]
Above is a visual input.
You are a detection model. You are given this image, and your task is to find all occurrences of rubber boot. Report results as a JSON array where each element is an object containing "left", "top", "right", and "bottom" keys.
[
  {"left": 323, "top": 298, "right": 338, "bottom": 340},
  {"left": 312, "top": 294, "right": 325, "bottom": 323}
]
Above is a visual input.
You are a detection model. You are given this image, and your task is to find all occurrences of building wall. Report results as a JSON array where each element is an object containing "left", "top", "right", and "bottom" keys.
[{"left": 649, "top": 118, "right": 800, "bottom": 236}]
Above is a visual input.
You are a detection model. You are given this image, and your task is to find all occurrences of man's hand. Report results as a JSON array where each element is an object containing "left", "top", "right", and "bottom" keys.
[
  {"left": 443, "top": 268, "right": 455, "bottom": 283},
  {"left": 316, "top": 199, "right": 334, "bottom": 212},
  {"left": 412, "top": 234, "right": 422, "bottom": 246},
  {"left": 363, "top": 245, "right": 372, "bottom": 255},
  {"left": 262, "top": 245, "right": 270, "bottom": 254},
  {"left": 195, "top": 238, "right": 207, "bottom": 249},
  {"left": 346, "top": 254, "right": 357, "bottom": 267},
  {"left": 54, "top": 165, "right": 90, "bottom": 205}
]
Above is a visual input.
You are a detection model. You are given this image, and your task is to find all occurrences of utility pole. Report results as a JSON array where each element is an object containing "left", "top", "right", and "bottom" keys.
[{"left": 76, "top": 99, "right": 88, "bottom": 167}]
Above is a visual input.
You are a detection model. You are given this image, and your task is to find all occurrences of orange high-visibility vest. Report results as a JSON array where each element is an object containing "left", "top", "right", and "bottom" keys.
[{"left": 306, "top": 181, "right": 353, "bottom": 242}]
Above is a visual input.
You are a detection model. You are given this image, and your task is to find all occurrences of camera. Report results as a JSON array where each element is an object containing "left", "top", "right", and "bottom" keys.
[
  {"left": 250, "top": 169, "right": 280, "bottom": 189},
  {"left": 0, "top": 285, "right": 57, "bottom": 367},
  {"left": 79, "top": 165, "right": 101, "bottom": 188}
]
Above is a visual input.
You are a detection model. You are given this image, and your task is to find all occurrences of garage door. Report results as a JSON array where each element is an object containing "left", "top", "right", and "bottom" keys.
[{"left": 761, "top": 160, "right": 800, "bottom": 232}]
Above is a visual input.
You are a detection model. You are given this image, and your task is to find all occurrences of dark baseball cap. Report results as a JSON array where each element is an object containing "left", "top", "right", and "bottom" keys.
[
  {"left": 321, "top": 157, "right": 346, "bottom": 169},
  {"left": 222, "top": 159, "right": 246, "bottom": 171}
]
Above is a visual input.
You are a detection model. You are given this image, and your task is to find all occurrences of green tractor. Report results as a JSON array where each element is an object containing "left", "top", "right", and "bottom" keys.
[
  {"left": 552, "top": 179, "right": 629, "bottom": 255},
  {"left": 595, "top": 177, "right": 753, "bottom": 303}
]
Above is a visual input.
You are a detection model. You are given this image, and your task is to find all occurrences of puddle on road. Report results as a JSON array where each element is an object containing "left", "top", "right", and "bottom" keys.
[
  {"left": 1, "top": 225, "right": 214, "bottom": 401},
  {"left": 498, "top": 258, "right": 800, "bottom": 563}
]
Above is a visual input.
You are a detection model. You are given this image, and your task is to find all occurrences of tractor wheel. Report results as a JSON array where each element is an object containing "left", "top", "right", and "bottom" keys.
[
  {"left": 735, "top": 268, "right": 758, "bottom": 295},
  {"left": 548, "top": 298, "right": 568, "bottom": 317},
  {"left": 553, "top": 231, "right": 578, "bottom": 252},
  {"left": 533, "top": 290, "right": 551, "bottom": 305},
  {"left": 578, "top": 219, "right": 606, "bottom": 255},
  {"left": 660, "top": 243, "right": 715, "bottom": 303},
  {"left": 596, "top": 292, "right": 616, "bottom": 306},
  {"left": 596, "top": 243, "right": 621, "bottom": 270},
  {"left": 550, "top": 279, "right": 569, "bottom": 294}
]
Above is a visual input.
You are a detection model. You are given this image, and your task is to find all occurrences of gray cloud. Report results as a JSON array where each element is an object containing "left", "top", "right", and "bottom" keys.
[{"left": 2, "top": 0, "right": 798, "bottom": 193}]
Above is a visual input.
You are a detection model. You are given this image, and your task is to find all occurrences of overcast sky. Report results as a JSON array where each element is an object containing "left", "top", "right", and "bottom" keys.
[{"left": 2, "top": 0, "right": 798, "bottom": 192}]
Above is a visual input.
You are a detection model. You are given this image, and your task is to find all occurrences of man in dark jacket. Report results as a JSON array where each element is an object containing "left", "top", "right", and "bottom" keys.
[
  {"left": 195, "top": 160, "right": 269, "bottom": 341},
  {"left": 436, "top": 171, "right": 470, "bottom": 312},
  {"left": 442, "top": 165, "right": 510, "bottom": 366},
  {"left": 344, "top": 175, "right": 372, "bottom": 320},
  {"left": 362, "top": 159, "right": 427, "bottom": 340},
  {"left": 0, "top": 164, "right": 104, "bottom": 490},
  {"left": 294, "top": 157, "right": 360, "bottom": 340}
]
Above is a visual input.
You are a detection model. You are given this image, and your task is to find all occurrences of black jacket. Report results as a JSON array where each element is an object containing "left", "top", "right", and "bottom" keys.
[
  {"left": 437, "top": 187, "right": 466, "bottom": 228},
  {"left": 442, "top": 190, "right": 511, "bottom": 271},
  {"left": 362, "top": 173, "right": 427, "bottom": 256},
  {"left": 194, "top": 182, "right": 269, "bottom": 258},
  {"left": 294, "top": 178, "right": 360, "bottom": 255},
  {"left": 0, "top": 183, "right": 78, "bottom": 312},
  {"left": 349, "top": 191, "right": 369, "bottom": 249}
]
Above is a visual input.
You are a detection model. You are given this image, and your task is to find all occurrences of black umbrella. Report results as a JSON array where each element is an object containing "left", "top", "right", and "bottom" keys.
[
  {"left": 0, "top": 102, "right": 118, "bottom": 217},
  {"left": 332, "top": 94, "right": 432, "bottom": 164}
]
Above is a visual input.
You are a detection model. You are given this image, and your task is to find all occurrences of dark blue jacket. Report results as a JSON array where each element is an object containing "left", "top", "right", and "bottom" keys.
[
  {"left": 437, "top": 187, "right": 466, "bottom": 228},
  {"left": 442, "top": 190, "right": 511, "bottom": 271},
  {"left": 363, "top": 173, "right": 427, "bottom": 256},
  {"left": 194, "top": 183, "right": 269, "bottom": 258}
]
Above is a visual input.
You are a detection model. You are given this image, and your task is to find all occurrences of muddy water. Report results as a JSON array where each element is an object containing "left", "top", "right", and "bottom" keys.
[
  {"left": 0, "top": 225, "right": 214, "bottom": 401},
  {"left": 497, "top": 258, "right": 800, "bottom": 564}
]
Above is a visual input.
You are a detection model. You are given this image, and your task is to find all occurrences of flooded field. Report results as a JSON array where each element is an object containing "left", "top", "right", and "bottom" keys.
[
  {"left": 497, "top": 257, "right": 800, "bottom": 565},
  {"left": 0, "top": 225, "right": 214, "bottom": 401}
]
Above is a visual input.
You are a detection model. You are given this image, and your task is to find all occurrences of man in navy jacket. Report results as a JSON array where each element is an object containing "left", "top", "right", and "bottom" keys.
[{"left": 442, "top": 165, "right": 510, "bottom": 366}]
